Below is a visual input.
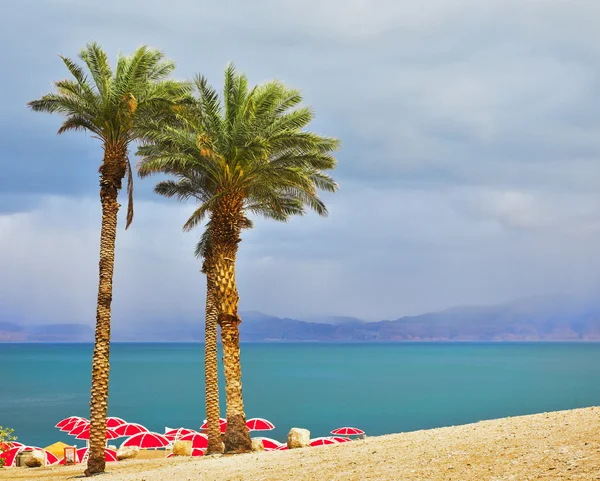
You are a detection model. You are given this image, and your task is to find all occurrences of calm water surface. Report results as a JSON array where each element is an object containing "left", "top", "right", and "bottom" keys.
[{"left": 1, "top": 342, "right": 599, "bottom": 447}]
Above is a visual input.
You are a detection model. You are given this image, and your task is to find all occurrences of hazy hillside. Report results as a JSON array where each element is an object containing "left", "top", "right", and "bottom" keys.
[{"left": 2, "top": 296, "right": 599, "bottom": 342}]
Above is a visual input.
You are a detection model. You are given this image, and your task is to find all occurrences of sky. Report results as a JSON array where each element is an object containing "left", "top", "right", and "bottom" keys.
[{"left": 2, "top": 0, "right": 600, "bottom": 324}]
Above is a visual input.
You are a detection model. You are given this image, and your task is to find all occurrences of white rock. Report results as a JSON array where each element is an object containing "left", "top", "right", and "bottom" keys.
[
  {"left": 287, "top": 428, "right": 310, "bottom": 449},
  {"left": 116, "top": 445, "right": 140, "bottom": 460},
  {"left": 251, "top": 439, "right": 264, "bottom": 452},
  {"left": 24, "top": 449, "right": 45, "bottom": 467}
]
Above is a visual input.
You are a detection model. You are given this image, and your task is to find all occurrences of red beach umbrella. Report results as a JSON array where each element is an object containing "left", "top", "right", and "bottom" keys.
[
  {"left": 191, "top": 448, "right": 205, "bottom": 457},
  {"left": 275, "top": 445, "right": 288, "bottom": 451},
  {"left": 164, "top": 428, "right": 197, "bottom": 441},
  {"left": 106, "top": 417, "right": 127, "bottom": 428},
  {"left": 179, "top": 433, "right": 208, "bottom": 449},
  {"left": 252, "top": 437, "right": 282, "bottom": 450},
  {"left": 331, "top": 436, "right": 352, "bottom": 443},
  {"left": 0, "top": 446, "right": 22, "bottom": 467},
  {"left": 331, "top": 427, "right": 365, "bottom": 436},
  {"left": 114, "top": 423, "right": 149, "bottom": 437},
  {"left": 75, "top": 426, "right": 120, "bottom": 441},
  {"left": 69, "top": 421, "right": 90, "bottom": 436},
  {"left": 44, "top": 450, "right": 60, "bottom": 465},
  {"left": 56, "top": 416, "right": 85, "bottom": 429},
  {"left": 309, "top": 437, "right": 337, "bottom": 447},
  {"left": 8, "top": 442, "right": 24, "bottom": 448},
  {"left": 246, "top": 418, "right": 275, "bottom": 431},
  {"left": 62, "top": 418, "right": 89, "bottom": 433},
  {"left": 201, "top": 418, "right": 227, "bottom": 433},
  {"left": 63, "top": 447, "right": 117, "bottom": 464},
  {"left": 121, "top": 432, "right": 170, "bottom": 449}
]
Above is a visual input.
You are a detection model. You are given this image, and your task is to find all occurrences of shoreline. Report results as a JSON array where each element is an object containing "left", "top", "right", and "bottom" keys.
[{"left": 3, "top": 406, "right": 599, "bottom": 480}]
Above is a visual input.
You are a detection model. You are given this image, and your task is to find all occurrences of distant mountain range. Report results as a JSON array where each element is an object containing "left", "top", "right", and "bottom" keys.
[{"left": 2, "top": 296, "right": 600, "bottom": 342}]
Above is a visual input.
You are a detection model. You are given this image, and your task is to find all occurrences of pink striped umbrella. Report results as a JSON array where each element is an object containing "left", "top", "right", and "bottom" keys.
[
  {"left": 179, "top": 433, "right": 208, "bottom": 449},
  {"left": 55, "top": 416, "right": 85, "bottom": 429},
  {"left": 44, "top": 451, "right": 60, "bottom": 465},
  {"left": 309, "top": 437, "right": 337, "bottom": 447},
  {"left": 252, "top": 437, "right": 282, "bottom": 450},
  {"left": 121, "top": 432, "right": 170, "bottom": 449},
  {"left": 246, "top": 418, "right": 275, "bottom": 431},
  {"left": 0, "top": 446, "right": 22, "bottom": 467},
  {"left": 71, "top": 447, "right": 118, "bottom": 463},
  {"left": 106, "top": 417, "right": 127, "bottom": 428},
  {"left": 113, "top": 423, "right": 149, "bottom": 437},
  {"left": 330, "top": 427, "right": 364, "bottom": 436},
  {"left": 69, "top": 422, "right": 90, "bottom": 437},
  {"left": 62, "top": 418, "right": 88, "bottom": 433},
  {"left": 164, "top": 428, "right": 197, "bottom": 441},
  {"left": 200, "top": 418, "right": 227, "bottom": 433}
]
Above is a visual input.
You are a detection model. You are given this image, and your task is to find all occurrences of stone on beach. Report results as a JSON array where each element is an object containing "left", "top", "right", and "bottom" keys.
[
  {"left": 23, "top": 449, "right": 45, "bottom": 467},
  {"left": 172, "top": 440, "right": 193, "bottom": 456},
  {"left": 116, "top": 445, "right": 140, "bottom": 460},
  {"left": 251, "top": 439, "right": 264, "bottom": 452},
  {"left": 287, "top": 428, "right": 310, "bottom": 449}
]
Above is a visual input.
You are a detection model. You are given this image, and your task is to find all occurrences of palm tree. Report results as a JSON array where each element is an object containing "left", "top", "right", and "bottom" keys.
[
  {"left": 137, "top": 65, "right": 340, "bottom": 452},
  {"left": 195, "top": 219, "right": 250, "bottom": 454},
  {"left": 196, "top": 228, "right": 224, "bottom": 454},
  {"left": 28, "top": 42, "right": 189, "bottom": 476}
]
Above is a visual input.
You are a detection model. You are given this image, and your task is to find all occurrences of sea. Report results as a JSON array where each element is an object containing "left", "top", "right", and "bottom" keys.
[{"left": 2, "top": 342, "right": 600, "bottom": 448}]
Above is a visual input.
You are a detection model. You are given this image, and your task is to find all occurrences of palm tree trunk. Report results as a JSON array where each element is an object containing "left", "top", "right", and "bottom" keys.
[
  {"left": 85, "top": 148, "right": 126, "bottom": 476},
  {"left": 211, "top": 195, "right": 252, "bottom": 453},
  {"left": 218, "top": 307, "right": 251, "bottom": 453},
  {"left": 204, "top": 271, "right": 223, "bottom": 454}
]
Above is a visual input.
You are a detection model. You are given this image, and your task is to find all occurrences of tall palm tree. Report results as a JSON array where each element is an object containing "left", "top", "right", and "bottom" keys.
[
  {"left": 137, "top": 65, "right": 340, "bottom": 452},
  {"left": 195, "top": 219, "right": 250, "bottom": 454},
  {"left": 28, "top": 42, "right": 189, "bottom": 476},
  {"left": 196, "top": 228, "right": 224, "bottom": 454}
]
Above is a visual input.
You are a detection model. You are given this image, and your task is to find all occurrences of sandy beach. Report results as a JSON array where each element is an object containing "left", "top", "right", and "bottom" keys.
[{"left": 3, "top": 406, "right": 599, "bottom": 481}]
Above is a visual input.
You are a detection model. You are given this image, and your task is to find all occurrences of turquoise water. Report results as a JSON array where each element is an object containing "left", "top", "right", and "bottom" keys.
[{"left": 1, "top": 342, "right": 599, "bottom": 448}]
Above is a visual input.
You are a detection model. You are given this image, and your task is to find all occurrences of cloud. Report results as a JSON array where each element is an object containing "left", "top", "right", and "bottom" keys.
[{"left": 2, "top": 0, "right": 600, "bottom": 321}]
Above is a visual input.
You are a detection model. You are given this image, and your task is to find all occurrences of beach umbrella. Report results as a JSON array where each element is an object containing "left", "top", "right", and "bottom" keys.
[
  {"left": 8, "top": 441, "right": 24, "bottom": 448},
  {"left": 121, "top": 432, "right": 170, "bottom": 449},
  {"left": 55, "top": 416, "right": 85, "bottom": 429},
  {"left": 246, "top": 418, "right": 275, "bottom": 431},
  {"left": 331, "top": 436, "right": 352, "bottom": 443},
  {"left": 0, "top": 446, "right": 22, "bottom": 467},
  {"left": 275, "top": 445, "right": 288, "bottom": 451},
  {"left": 164, "top": 427, "right": 197, "bottom": 441},
  {"left": 62, "top": 418, "right": 89, "bottom": 432},
  {"left": 114, "top": 422, "right": 149, "bottom": 437},
  {"left": 200, "top": 418, "right": 227, "bottom": 433},
  {"left": 68, "top": 422, "right": 90, "bottom": 437},
  {"left": 252, "top": 437, "right": 282, "bottom": 450},
  {"left": 309, "top": 437, "right": 337, "bottom": 447},
  {"left": 330, "top": 427, "right": 365, "bottom": 436},
  {"left": 75, "top": 426, "right": 120, "bottom": 441},
  {"left": 179, "top": 432, "right": 208, "bottom": 449},
  {"left": 44, "top": 450, "right": 60, "bottom": 465},
  {"left": 106, "top": 417, "right": 127, "bottom": 428},
  {"left": 65, "top": 447, "right": 117, "bottom": 464}
]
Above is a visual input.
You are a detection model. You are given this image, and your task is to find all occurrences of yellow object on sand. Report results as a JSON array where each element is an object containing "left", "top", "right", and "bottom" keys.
[{"left": 43, "top": 441, "right": 72, "bottom": 459}]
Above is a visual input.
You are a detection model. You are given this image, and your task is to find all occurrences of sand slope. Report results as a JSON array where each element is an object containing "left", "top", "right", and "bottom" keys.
[{"left": 3, "top": 406, "right": 599, "bottom": 480}]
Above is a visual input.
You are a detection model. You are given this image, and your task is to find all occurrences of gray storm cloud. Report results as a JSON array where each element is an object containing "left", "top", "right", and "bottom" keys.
[{"left": 2, "top": 0, "right": 600, "bottom": 324}]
